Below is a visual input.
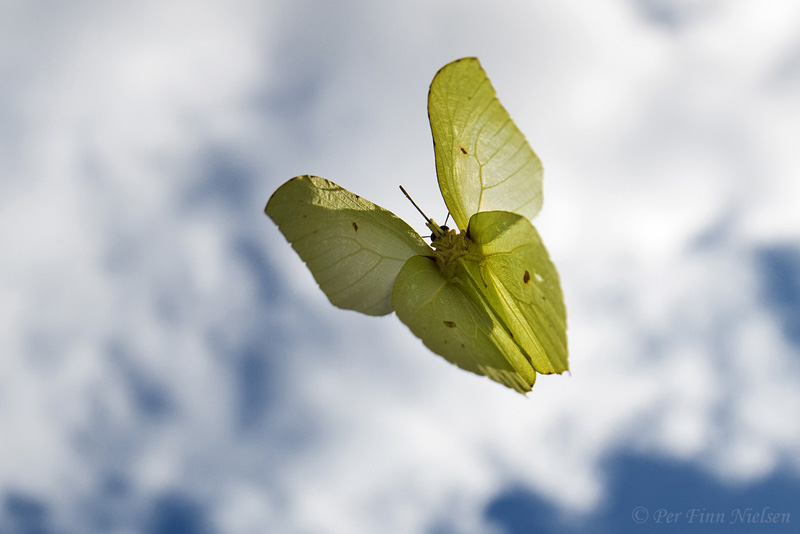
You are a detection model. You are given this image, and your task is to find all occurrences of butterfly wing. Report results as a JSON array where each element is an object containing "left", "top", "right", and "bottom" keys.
[
  {"left": 466, "top": 210, "right": 568, "bottom": 374},
  {"left": 392, "top": 210, "right": 567, "bottom": 394},
  {"left": 266, "top": 175, "right": 432, "bottom": 316},
  {"left": 392, "top": 255, "right": 537, "bottom": 393},
  {"left": 428, "top": 57, "right": 544, "bottom": 230}
]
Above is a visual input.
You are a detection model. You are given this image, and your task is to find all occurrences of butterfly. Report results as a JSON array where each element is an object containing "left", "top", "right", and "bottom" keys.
[{"left": 265, "top": 57, "right": 567, "bottom": 393}]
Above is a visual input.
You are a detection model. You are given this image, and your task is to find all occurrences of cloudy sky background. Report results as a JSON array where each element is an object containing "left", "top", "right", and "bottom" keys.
[{"left": 2, "top": 0, "right": 800, "bottom": 532}]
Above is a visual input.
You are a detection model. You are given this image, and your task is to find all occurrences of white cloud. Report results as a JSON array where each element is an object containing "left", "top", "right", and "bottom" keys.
[{"left": 1, "top": 0, "right": 799, "bottom": 533}]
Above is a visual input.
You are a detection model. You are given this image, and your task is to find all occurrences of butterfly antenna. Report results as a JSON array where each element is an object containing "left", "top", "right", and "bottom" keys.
[
  {"left": 444, "top": 212, "right": 451, "bottom": 227},
  {"left": 399, "top": 185, "right": 431, "bottom": 224},
  {"left": 399, "top": 185, "right": 446, "bottom": 241}
]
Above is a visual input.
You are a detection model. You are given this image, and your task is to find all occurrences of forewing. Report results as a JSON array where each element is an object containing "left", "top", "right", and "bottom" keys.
[
  {"left": 392, "top": 255, "right": 536, "bottom": 393},
  {"left": 467, "top": 211, "right": 568, "bottom": 374},
  {"left": 428, "top": 57, "right": 543, "bottom": 231},
  {"left": 266, "top": 175, "right": 432, "bottom": 316}
]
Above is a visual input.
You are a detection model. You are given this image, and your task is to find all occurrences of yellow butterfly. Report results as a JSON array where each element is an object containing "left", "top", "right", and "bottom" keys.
[{"left": 266, "top": 58, "right": 567, "bottom": 393}]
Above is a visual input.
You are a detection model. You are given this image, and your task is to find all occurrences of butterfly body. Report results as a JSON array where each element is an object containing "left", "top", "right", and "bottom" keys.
[{"left": 428, "top": 226, "right": 477, "bottom": 282}]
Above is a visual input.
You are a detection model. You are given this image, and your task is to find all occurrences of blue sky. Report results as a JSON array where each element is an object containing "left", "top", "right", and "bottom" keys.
[{"left": 2, "top": 0, "right": 800, "bottom": 532}]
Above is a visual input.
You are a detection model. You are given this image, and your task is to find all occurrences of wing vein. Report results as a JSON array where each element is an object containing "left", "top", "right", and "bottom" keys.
[
  {"left": 325, "top": 256, "right": 384, "bottom": 299},
  {"left": 481, "top": 150, "right": 534, "bottom": 191}
]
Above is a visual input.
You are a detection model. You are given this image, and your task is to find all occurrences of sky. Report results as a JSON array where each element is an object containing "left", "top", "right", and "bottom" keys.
[{"left": 1, "top": 0, "right": 800, "bottom": 532}]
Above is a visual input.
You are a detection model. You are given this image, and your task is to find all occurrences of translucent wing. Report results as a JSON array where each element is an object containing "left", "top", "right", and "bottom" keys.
[
  {"left": 266, "top": 175, "right": 432, "bottom": 316},
  {"left": 428, "top": 57, "right": 544, "bottom": 231},
  {"left": 466, "top": 210, "right": 568, "bottom": 374},
  {"left": 392, "top": 255, "right": 537, "bottom": 393},
  {"left": 392, "top": 210, "right": 567, "bottom": 394}
]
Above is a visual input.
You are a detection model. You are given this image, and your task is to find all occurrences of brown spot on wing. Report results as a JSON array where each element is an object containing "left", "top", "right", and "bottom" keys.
[
  {"left": 443, "top": 320, "right": 456, "bottom": 328},
  {"left": 523, "top": 270, "right": 531, "bottom": 284},
  {"left": 459, "top": 146, "right": 468, "bottom": 154},
  {"left": 352, "top": 222, "right": 358, "bottom": 232}
]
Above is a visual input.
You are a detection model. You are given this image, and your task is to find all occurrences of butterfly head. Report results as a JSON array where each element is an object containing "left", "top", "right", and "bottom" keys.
[{"left": 429, "top": 226, "right": 473, "bottom": 280}]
